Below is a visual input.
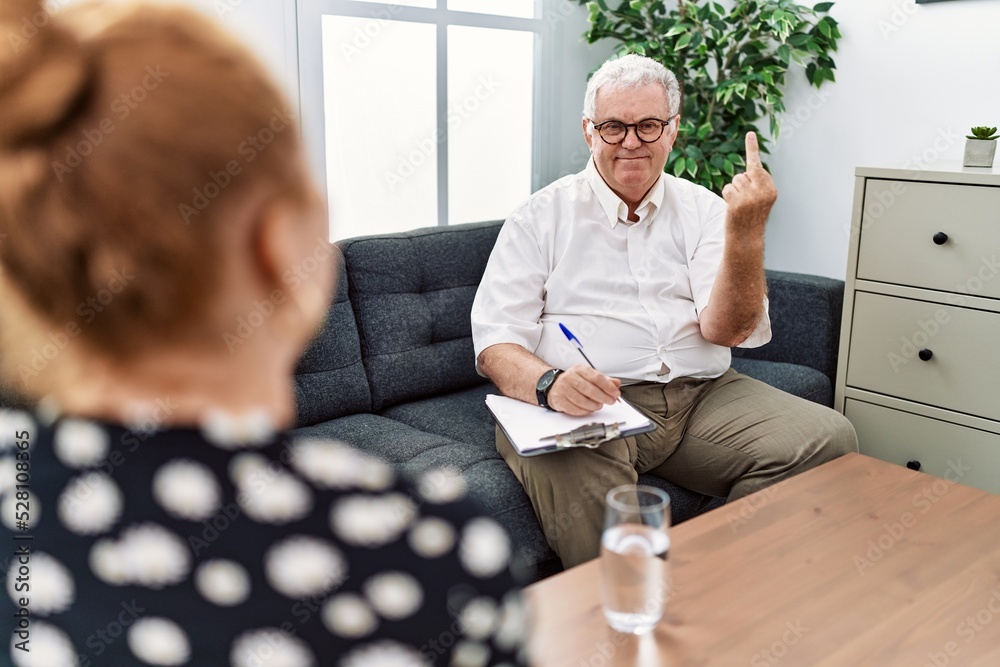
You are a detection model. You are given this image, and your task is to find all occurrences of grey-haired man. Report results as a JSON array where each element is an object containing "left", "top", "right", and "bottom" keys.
[{"left": 472, "top": 54, "right": 857, "bottom": 568}]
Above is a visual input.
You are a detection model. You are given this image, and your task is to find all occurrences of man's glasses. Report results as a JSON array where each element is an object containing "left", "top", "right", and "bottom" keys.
[{"left": 591, "top": 115, "right": 678, "bottom": 145}]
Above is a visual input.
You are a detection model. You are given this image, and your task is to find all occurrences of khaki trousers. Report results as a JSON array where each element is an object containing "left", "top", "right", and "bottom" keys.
[{"left": 496, "top": 369, "right": 858, "bottom": 568}]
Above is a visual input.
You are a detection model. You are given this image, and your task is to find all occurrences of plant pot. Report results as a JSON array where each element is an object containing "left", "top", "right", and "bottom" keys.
[{"left": 963, "top": 139, "right": 997, "bottom": 168}]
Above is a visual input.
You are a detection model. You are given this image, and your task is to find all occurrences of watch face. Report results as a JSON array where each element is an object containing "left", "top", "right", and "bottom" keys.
[{"left": 537, "top": 369, "right": 559, "bottom": 392}]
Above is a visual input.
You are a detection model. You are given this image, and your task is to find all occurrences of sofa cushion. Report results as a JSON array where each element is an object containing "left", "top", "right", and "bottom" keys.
[
  {"left": 379, "top": 382, "right": 500, "bottom": 447},
  {"left": 291, "top": 412, "right": 555, "bottom": 571},
  {"left": 293, "top": 248, "right": 372, "bottom": 427},
  {"left": 340, "top": 221, "right": 502, "bottom": 411},
  {"left": 380, "top": 385, "right": 726, "bottom": 529},
  {"left": 730, "top": 357, "right": 833, "bottom": 407},
  {"left": 732, "top": 270, "right": 844, "bottom": 386}
]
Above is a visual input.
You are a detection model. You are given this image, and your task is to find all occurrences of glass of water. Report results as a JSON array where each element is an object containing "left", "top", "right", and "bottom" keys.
[{"left": 599, "top": 484, "right": 671, "bottom": 635}]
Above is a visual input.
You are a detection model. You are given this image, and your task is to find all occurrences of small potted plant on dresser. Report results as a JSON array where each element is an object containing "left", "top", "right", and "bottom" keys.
[{"left": 963, "top": 126, "right": 997, "bottom": 167}]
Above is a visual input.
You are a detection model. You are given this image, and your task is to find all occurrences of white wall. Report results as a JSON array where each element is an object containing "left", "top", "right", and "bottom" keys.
[
  {"left": 540, "top": 1, "right": 616, "bottom": 185},
  {"left": 55, "top": 0, "right": 298, "bottom": 100},
  {"left": 765, "top": 0, "right": 1000, "bottom": 279},
  {"left": 61, "top": 0, "right": 999, "bottom": 280}
]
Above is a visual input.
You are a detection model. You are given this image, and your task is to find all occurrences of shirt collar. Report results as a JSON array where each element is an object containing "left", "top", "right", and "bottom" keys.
[{"left": 586, "top": 158, "right": 665, "bottom": 229}]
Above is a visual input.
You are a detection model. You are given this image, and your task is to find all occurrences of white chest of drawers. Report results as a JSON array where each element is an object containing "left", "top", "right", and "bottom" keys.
[{"left": 835, "top": 163, "right": 1000, "bottom": 494}]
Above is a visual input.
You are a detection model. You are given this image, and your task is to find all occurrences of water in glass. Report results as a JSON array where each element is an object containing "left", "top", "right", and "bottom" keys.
[{"left": 600, "top": 486, "right": 671, "bottom": 635}]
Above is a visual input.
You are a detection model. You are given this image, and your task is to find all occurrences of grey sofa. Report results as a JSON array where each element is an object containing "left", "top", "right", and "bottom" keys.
[{"left": 290, "top": 220, "right": 845, "bottom": 581}]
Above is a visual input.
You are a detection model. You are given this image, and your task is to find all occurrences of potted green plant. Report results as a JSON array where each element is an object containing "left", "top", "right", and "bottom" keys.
[
  {"left": 963, "top": 126, "right": 998, "bottom": 168},
  {"left": 577, "top": 0, "right": 841, "bottom": 193}
]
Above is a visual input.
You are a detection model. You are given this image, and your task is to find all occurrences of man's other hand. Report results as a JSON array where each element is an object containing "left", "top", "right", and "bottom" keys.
[
  {"left": 721, "top": 132, "right": 778, "bottom": 235},
  {"left": 548, "top": 365, "right": 621, "bottom": 416}
]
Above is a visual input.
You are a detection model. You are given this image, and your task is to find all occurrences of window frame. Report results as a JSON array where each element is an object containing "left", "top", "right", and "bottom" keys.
[{"left": 296, "top": 0, "right": 549, "bottom": 230}]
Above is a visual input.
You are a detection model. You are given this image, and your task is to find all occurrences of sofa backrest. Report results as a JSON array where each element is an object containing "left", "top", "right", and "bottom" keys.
[
  {"left": 293, "top": 247, "right": 372, "bottom": 426},
  {"left": 339, "top": 221, "right": 502, "bottom": 412},
  {"left": 731, "top": 270, "right": 844, "bottom": 385}
]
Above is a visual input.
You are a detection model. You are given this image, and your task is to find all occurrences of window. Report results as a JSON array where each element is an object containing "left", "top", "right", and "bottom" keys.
[{"left": 297, "top": 0, "right": 544, "bottom": 240}]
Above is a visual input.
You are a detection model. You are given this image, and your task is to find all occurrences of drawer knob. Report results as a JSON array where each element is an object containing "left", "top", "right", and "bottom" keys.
[
  {"left": 918, "top": 348, "right": 934, "bottom": 361},
  {"left": 906, "top": 460, "right": 922, "bottom": 471},
  {"left": 932, "top": 232, "right": 949, "bottom": 245}
]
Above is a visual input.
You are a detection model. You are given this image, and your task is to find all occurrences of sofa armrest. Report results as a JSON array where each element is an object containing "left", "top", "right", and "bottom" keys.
[{"left": 731, "top": 270, "right": 845, "bottom": 386}]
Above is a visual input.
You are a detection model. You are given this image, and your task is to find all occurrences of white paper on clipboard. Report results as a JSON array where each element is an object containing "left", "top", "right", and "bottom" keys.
[{"left": 484, "top": 394, "right": 654, "bottom": 456}]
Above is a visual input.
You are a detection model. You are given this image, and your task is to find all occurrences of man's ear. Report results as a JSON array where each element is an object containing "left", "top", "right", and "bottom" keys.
[{"left": 582, "top": 117, "right": 594, "bottom": 151}]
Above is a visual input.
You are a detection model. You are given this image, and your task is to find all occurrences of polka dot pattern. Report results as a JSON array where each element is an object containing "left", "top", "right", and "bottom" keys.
[
  {"left": 10, "top": 621, "right": 76, "bottom": 667},
  {"left": 338, "top": 640, "right": 430, "bottom": 667},
  {"left": 230, "top": 628, "right": 316, "bottom": 667},
  {"left": 1, "top": 491, "right": 39, "bottom": 531},
  {"left": 53, "top": 419, "right": 109, "bottom": 468},
  {"left": 322, "top": 593, "right": 378, "bottom": 639},
  {"left": 290, "top": 439, "right": 393, "bottom": 491},
  {"left": 459, "top": 518, "right": 512, "bottom": 579},
  {"left": 229, "top": 453, "right": 312, "bottom": 524},
  {"left": 153, "top": 459, "right": 221, "bottom": 521},
  {"left": 330, "top": 493, "right": 416, "bottom": 547},
  {"left": 265, "top": 536, "right": 346, "bottom": 599},
  {"left": 362, "top": 572, "right": 423, "bottom": 620},
  {"left": 417, "top": 467, "right": 468, "bottom": 504},
  {"left": 58, "top": 472, "right": 123, "bottom": 535},
  {"left": 202, "top": 409, "right": 275, "bottom": 449},
  {"left": 407, "top": 517, "right": 456, "bottom": 559},
  {"left": 195, "top": 560, "right": 251, "bottom": 607},
  {"left": 0, "top": 411, "right": 33, "bottom": 451},
  {"left": 128, "top": 618, "right": 191, "bottom": 665},
  {"left": 458, "top": 597, "right": 499, "bottom": 641},
  {"left": 451, "top": 640, "right": 491, "bottom": 667},
  {"left": 6, "top": 552, "right": 74, "bottom": 616},
  {"left": 3, "top": 415, "right": 524, "bottom": 664},
  {"left": 89, "top": 523, "right": 190, "bottom": 588}
]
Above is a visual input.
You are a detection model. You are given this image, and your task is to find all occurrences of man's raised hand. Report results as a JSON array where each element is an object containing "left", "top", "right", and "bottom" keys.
[{"left": 721, "top": 131, "right": 778, "bottom": 235}]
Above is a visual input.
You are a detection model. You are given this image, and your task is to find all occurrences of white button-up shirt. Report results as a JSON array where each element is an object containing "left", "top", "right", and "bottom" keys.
[{"left": 471, "top": 159, "right": 771, "bottom": 383}]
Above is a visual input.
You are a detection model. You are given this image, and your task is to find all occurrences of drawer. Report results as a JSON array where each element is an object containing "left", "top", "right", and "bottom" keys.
[
  {"left": 857, "top": 180, "right": 1000, "bottom": 300},
  {"left": 845, "top": 399, "right": 1000, "bottom": 494},
  {"left": 846, "top": 292, "right": 1000, "bottom": 421}
]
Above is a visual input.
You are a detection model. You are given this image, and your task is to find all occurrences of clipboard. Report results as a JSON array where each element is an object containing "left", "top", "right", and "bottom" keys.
[{"left": 485, "top": 394, "right": 656, "bottom": 457}]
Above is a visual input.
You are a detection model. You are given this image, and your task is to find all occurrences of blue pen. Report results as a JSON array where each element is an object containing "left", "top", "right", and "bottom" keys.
[{"left": 559, "top": 322, "right": 596, "bottom": 369}]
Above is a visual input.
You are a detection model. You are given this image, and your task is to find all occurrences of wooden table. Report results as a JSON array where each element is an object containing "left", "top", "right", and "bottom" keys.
[{"left": 525, "top": 453, "right": 1000, "bottom": 666}]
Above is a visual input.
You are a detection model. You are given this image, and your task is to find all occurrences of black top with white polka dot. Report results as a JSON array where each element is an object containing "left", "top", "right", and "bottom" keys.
[{"left": 0, "top": 411, "right": 525, "bottom": 666}]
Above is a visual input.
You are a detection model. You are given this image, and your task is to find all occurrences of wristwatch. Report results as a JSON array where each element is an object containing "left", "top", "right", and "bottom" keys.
[{"left": 535, "top": 368, "right": 563, "bottom": 411}]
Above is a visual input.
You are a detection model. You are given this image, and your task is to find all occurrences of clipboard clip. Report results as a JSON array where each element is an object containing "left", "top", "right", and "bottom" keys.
[{"left": 540, "top": 421, "right": 625, "bottom": 449}]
